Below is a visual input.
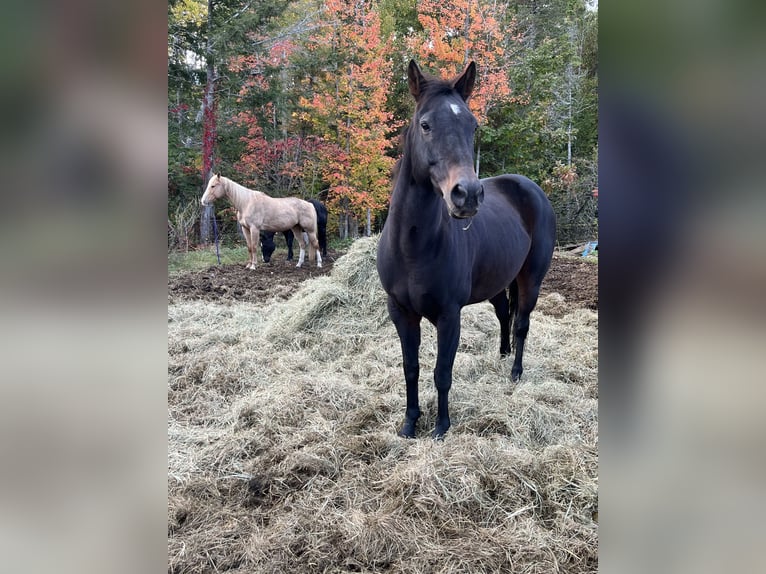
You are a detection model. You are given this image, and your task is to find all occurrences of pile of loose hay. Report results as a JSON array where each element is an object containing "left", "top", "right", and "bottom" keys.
[{"left": 168, "top": 235, "right": 598, "bottom": 573}]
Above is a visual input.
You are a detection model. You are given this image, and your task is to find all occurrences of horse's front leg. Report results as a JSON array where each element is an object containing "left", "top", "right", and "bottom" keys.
[
  {"left": 240, "top": 224, "right": 255, "bottom": 269},
  {"left": 388, "top": 297, "right": 422, "bottom": 438},
  {"left": 433, "top": 310, "right": 461, "bottom": 439},
  {"left": 247, "top": 227, "right": 260, "bottom": 269}
]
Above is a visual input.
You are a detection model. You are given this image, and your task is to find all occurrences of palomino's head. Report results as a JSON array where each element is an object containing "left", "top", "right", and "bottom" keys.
[
  {"left": 406, "top": 60, "right": 484, "bottom": 219},
  {"left": 200, "top": 174, "right": 224, "bottom": 206}
]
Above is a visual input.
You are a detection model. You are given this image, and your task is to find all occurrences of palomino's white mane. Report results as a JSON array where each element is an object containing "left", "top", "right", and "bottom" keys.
[{"left": 220, "top": 176, "right": 265, "bottom": 209}]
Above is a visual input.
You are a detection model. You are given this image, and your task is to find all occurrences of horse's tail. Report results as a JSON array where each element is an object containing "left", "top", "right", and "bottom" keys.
[
  {"left": 509, "top": 279, "right": 519, "bottom": 351},
  {"left": 309, "top": 199, "right": 328, "bottom": 255}
]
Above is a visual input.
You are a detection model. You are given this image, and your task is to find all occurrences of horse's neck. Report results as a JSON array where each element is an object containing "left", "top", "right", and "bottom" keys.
[
  {"left": 389, "top": 156, "right": 445, "bottom": 235},
  {"left": 223, "top": 179, "right": 256, "bottom": 210}
]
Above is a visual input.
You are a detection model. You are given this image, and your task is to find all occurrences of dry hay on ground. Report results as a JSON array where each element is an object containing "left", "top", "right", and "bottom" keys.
[{"left": 168, "top": 236, "right": 598, "bottom": 573}]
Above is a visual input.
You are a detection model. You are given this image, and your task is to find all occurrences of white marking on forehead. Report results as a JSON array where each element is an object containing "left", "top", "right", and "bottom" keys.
[{"left": 450, "top": 103, "right": 462, "bottom": 115}]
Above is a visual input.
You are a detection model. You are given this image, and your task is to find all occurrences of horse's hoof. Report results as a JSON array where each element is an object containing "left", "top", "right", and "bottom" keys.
[
  {"left": 398, "top": 421, "right": 417, "bottom": 439},
  {"left": 432, "top": 419, "right": 450, "bottom": 439},
  {"left": 511, "top": 369, "right": 522, "bottom": 382}
]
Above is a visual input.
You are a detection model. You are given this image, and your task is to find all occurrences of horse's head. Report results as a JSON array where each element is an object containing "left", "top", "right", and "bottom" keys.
[
  {"left": 200, "top": 174, "right": 224, "bottom": 206},
  {"left": 260, "top": 232, "right": 276, "bottom": 262},
  {"left": 406, "top": 60, "right": 484, "bottom": 219}
]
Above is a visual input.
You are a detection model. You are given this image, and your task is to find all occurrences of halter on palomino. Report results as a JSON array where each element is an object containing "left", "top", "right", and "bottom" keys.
[
  {"left": 377, "top": 61, "right": 556, "bottom": 438},
  {"left": 201, "top": 175, "right": 322, "bottom": 269}
]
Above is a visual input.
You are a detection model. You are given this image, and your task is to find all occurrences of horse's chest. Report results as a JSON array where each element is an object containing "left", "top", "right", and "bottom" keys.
[{"left": 391, "top": 263, "right": 467, "bottom": 316}]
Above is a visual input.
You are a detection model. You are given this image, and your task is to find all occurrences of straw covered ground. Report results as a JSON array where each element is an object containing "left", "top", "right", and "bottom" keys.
[{"left": 168, "top": 236, "right": 598, "bottom": 573}]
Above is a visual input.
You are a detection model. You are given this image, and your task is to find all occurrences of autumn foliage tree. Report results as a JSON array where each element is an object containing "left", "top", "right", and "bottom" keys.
[
  {"left": 297, "top": 0, "right": 397, "bottom": 237},
  {"left": 404, "top": 0, "right": 521, "bottom": 177},
  {"left": 407, "top": 0, "right": 517, "bottom": 122}
]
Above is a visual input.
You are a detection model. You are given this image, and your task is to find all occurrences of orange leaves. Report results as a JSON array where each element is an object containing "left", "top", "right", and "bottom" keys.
[
  {"left": 542, "top": 162, "right": 579, "bottom": 197},
  {"left": 408, "top": 0, "right": 516, "bottom": 122},
  {"left": 300, "top": 0, "right": 397, "bottom": 221},
  {"left": 230, "top": 1, "right": 397, "bottom": 227}
]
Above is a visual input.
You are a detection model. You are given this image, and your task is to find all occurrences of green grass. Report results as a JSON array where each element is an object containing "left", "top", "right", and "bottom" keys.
[
  {"left": 169, "top": 236, "right": 358, "bottom": 276},
  {"left": 168, "top": 245, "right": 249, "bottom": 275},
  {"left": 328, "top": 236, "right": 356, "bottom": 252}
]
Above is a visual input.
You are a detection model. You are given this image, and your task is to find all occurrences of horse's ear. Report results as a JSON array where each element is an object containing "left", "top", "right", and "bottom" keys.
[
  {"left": 453, "top": 61, "right": 476, "bottom": 102},
  {"left": 407, "top": 60, "right": 425, "bottom": 100}
]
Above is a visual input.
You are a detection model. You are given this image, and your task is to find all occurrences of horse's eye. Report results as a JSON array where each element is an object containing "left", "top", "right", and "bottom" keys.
[{"left": 420, "top": 120, "right": 431, "bottom": 133}]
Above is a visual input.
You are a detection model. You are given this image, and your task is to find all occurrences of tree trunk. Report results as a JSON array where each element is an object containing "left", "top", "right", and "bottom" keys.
[
  {"left": 200, "top": 0, "right": 217, "bottom": 244},
  {"left": 365, "top": 208, "right": 371, "bottom": 236},
  {"left": 475, "top": 139, "right": 481, "bottom": 177}
]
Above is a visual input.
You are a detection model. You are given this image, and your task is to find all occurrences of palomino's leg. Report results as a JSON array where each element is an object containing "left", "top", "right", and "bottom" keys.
[
  {"left": 388, "top": 297, "right": 422, "bottom": 438},
  {"left": 284, "top": 230, "right": 294, "bottom": 261},
  {"left": 489, "top": 289, "right": 511, "bottom": 357},
  {"left": 307, "top": 231, "right": 322, "bottom": 268},
  {"left": 292, "top": 226, "right": 306, "bottom": 267},
  {"left": 247, "top": 228, "right": 261, "bottom": 269},
  {"left": 241, "top": 225, "right": 255, "bottom": 269},
  {"left": 433, "top": 311, "right": 461, "bottom": 438}
]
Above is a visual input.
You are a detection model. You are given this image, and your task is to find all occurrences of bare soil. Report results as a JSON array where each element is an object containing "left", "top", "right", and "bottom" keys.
[{"left": 168, "top": 249, "right": 597, "bottom": 311}]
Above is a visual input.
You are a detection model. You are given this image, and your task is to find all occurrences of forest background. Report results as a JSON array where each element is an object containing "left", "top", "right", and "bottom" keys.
[{"left": 168, "top": 0, "right": 598, "bottom": 247}]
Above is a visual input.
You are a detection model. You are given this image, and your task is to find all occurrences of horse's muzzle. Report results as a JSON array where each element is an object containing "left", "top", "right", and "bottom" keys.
[{"left": 449, "top": 181, "right": 484, "bottom": 218}]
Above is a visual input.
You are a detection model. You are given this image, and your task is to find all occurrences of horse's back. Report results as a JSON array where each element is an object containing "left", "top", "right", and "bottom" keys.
[
  {"left": 483, "top": 175, "right": 555, "bottom": 244},
  {"left": 245, "top": 194, "right": 317, "bottom": 233},
  {"left": 483, "top": 174, "right": 556, "bottom": 280}
]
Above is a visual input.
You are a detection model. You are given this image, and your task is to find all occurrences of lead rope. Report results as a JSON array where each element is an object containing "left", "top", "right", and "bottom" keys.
[{"left": 212, "top": 211, "right": 221, "bottom": 264}]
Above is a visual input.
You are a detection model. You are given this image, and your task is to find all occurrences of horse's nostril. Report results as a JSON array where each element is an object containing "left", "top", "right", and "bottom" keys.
[
  {"left": 478, "top": 185, "right": 485, "bottom": 202},
  {"left": 451, "top": 184, "right": 468, "bottom": 206}
]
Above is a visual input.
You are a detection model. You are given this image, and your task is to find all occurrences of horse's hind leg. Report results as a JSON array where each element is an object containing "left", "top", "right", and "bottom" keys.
[
  {"left": 489, "top": 289, "right": 512, "bottom": 357},
  {"left": 307, "top": 231, "right": 322, "bottom": 268},
  {"left": 292, "top": 226, "right": 307, "bottom": 267},
  {"left": 510, "top": 273, "right": 543, "bottom": 382}
]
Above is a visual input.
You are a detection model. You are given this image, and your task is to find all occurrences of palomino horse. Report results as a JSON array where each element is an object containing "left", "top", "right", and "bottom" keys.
[
  {"left": 377, "top": 61, "right": 556, "bottom": 438},
  {"left": 260, "top": 198, "right": 329, "bottom": 262},
  {"left": 200, "top": 175, "right": 322, "bottom": 269}
]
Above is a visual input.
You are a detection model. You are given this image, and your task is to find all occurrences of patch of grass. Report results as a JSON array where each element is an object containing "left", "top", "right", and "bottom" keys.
[
  {"left": 168, "top": 246, "right": 249, "bottom": 275},
  {"left": 328, "top": 236, "right": 356, "bottom": 252}
]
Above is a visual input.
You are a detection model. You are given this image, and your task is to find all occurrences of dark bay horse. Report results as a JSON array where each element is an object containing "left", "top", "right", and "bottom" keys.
[
  {"left": 260, "top": 199, "right": 328, "bottom": 262},
  {"left": 377, "top": 61, "right": 556, "bottom": 438}
]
